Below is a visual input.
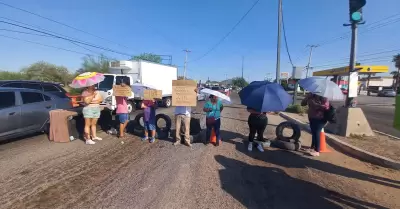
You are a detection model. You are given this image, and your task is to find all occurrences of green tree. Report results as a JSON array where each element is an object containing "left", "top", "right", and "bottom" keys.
[
  {"left": 77, "top": 55, "right": 110, "bottom": 75},
  {"left": 0, "top": 71, "right": 27, "bottom": 80},
  {"left": 232, "top": 77, "right": 248, "bottom": 88},
  {"left": 392, "top": 54, "right": 400, "bottom": 89},
  {"left": 21, "top": 61, "right": 72, "bottom": 86},
  {"left": 132, "top": 53, "right": 162, "bottom": 63}
]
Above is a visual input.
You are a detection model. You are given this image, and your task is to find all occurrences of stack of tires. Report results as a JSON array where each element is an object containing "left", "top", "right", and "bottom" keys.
[
  {"left": 272, "top": 121, "right": 302, "bottom": 151},
  {"left": 133, "top": 113, "right": 172, "bottom": 138}
]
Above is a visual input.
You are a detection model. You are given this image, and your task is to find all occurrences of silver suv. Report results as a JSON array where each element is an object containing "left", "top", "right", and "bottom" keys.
[{"left": 0, "top": 87, "right": 72, "bottom": 141}]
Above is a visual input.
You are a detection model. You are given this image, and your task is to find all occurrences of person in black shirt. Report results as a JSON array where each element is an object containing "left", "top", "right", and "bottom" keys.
[{"left": 247, "top": 107, "right": 268, "bottom": 152}]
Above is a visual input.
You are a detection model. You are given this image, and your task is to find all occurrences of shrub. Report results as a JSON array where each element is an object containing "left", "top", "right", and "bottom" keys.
[{"left": 285, "top": 104, "right": 308, "bottom": 114}]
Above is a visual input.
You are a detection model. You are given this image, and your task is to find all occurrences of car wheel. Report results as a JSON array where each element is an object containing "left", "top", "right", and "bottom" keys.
[
  {"left": 163, "top": 97, "right": 172, "bottom": 108},
  {"left": 127, "top": 101, "right": 135, "bottom": 113}
]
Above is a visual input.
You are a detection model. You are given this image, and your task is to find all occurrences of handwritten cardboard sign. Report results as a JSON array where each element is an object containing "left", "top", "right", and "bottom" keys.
[
  {"left": 144, "top": 89, "right": 162, "bottom": 100},
  {"left": 112, "top": 85, "right": 132, "bottom": 97},
  {"left": 172, "top": 80, "right": 197, "bottom": 106}
]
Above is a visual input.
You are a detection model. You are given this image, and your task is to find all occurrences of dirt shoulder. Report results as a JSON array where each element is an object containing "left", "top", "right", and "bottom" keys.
[{"left": 283, "top": 112, "right": 400, "bottom": 161}]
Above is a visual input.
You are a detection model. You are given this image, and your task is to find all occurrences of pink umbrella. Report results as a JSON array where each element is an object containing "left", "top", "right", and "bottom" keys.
[{"left": 69, "top": 72, "right": 105, "bottom": 88}]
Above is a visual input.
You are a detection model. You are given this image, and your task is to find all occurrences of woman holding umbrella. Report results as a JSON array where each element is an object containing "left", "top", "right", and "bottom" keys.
[
  {"left": 200, "top": 88, "right": 231, "bottom": 146},
  {"left": 301, "top": 94, "right": 329, "bottom": 156},
  {"left": 203, "top": 95, "right": 224, "bottom": 146},
  {"left": 70, "top": 72, "right": 105, "bottom": 145},
  {"left": 298, "top": 77, "right": 343, "bottom": 157},
  {"left": 239, "top": 81, "right": 292, "bottom": 152}
]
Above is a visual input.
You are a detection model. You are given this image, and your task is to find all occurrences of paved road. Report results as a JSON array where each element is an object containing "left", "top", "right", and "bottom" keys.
[
  {"left": 0, "top": 94, "right": 399, "bottom": 209},
  {"left": 294, "top": 94, "right": 400, "bottom": 138}
]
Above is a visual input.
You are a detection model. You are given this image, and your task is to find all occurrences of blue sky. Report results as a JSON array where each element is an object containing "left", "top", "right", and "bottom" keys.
[{"left": 0, "top": 0, "right": 399, "bottom": 82}]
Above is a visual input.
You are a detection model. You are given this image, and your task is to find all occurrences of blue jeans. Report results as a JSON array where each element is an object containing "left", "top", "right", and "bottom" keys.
[
  {"left": 309, "top": 118, "right": 326, "bottom": 152},
  {"left": 206, "top": 118, "right": 221, "bottom": 143},
  {"left": 117, "top": 113, "right": 129, "bottom": 123}
]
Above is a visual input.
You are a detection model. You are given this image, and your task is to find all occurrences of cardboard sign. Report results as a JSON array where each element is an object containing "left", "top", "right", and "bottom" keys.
[
  {"left": 144, "top": 89, "right": 162, "bottom": 100},
  {"left": 112, "top": 85, "right": 132, "bottom": 97},
  {"left": 172, "top": 80, "right": 197, "bottom": 106}
]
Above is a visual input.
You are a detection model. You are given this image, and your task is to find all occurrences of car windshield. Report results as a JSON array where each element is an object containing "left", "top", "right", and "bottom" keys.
[{"left": 97, "top": 75, "right": 114, "bottom": 91}]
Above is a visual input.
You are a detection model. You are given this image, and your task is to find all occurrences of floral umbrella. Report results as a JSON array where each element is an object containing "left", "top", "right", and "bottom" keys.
[{"left": 69, "top": 72, "right": 105, "bottom": 89}]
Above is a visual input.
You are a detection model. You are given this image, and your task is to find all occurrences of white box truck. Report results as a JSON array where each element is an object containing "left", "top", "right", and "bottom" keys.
[{"left": 98, "top": 60, "right": 177, "bottom": 113}]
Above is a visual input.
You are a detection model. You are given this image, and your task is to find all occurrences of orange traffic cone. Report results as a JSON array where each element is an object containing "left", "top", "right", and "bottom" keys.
[
  {"left": 210, "top": 128, "right": 221, "bottom": 145},
  {"left": 210, "top": 128, "right": 216, "bottom": 144},
  {"left": 319, "top": 128, "right": 330, "bottom": 153}
]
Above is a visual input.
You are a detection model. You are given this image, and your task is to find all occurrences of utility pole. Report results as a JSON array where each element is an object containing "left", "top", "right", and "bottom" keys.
[
  {"left": 305, "top": 45, "right": 318, "bottom": 78},
  {"left": 183, "top": 49, "right": 191, "bottom": 80},
  {"left": 275, "top": 0, "right": 282, "bottom": 84},
  {"left": 241, "top": 56, "right": 244, "bottom": 79},
  {"left": 344, "top": 23, "right": 358, "bottom": 106}
]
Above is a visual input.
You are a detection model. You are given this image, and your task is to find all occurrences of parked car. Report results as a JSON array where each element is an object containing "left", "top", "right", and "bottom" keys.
[
  {"left": 0, "top": 80, "right": 69, "bottom": 99},
  {"left": 197, "top": 87, "right": 206, "bottom": 101},
  {"left": 377, "top": 89, "right": 396, "bottom": 97},
  {"left": 211, "top": 86, "right": 228, "bottom": 95},
  {"left": 0, "top": 87, "right": 73, "bottom": 141}
]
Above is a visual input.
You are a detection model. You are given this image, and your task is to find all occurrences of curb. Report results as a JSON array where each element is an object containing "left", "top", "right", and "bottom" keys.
[
  {"left": 279, "top": 112, "right": 400, "bottom": 170},
  {"left": 372, "top": 130, "right": 400, "bottom": 140}
]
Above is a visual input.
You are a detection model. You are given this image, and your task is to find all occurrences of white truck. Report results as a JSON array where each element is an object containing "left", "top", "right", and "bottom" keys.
[{"left": 98, "top": 60, "right": 178, "bottom": 113}]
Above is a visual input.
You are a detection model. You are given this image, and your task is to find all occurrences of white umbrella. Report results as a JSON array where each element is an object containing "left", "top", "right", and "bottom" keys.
[
  {"left": 200, "top": 88, "right": 231, "bottom": 104},
  {"left": 298, "top": 77, "right": 345, "bottom": 101}
]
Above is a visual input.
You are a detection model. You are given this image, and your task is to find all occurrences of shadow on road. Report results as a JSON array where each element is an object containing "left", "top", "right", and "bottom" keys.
[
  {"left": 215, "top": 155, "right": 389, "bottom": 209},
  {"left": 219, "top": 129, "right": 400, "bottom": 192}
]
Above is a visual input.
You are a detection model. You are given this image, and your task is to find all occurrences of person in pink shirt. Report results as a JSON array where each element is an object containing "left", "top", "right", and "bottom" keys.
[{"left": 116, "top": 78, "right": 130, "bottom": 138}]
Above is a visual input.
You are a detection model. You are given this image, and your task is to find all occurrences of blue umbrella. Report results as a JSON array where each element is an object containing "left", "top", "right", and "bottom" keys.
[
  {"left": 298, "top": 77, "right": 344, "bottom": 101},
  {"left": 239, "top": 81, "right": 293, "bottom": 112}
]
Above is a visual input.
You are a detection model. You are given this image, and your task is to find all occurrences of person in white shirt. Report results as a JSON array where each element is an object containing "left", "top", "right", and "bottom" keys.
[
  {"left": 174, "top": 106, "right": 192, "bottom": 147},
  {"left": 174, "top": 88, "right": 197, "bottom": 147}
]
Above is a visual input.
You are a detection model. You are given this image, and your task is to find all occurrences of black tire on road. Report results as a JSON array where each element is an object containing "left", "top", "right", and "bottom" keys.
[
  {"left": 271, "top": 140, "right": 301, "bottom": 151},
  {"left": 134, "top": 113, "right": 145, "bottom": 131},
  {"left": 275, "top": 121, "right": 301, "bottom": 143},
  {"left": 155, "top": 113, "right": 172, "bottom": 132}
]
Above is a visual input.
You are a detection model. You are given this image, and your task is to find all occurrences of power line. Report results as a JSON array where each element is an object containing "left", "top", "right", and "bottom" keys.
[
  {"left": 312, "top": 55, "right": 393, "bottom": 69},
  {"left": 0, "top": 34, "right": 91, "bottom": 56},
  {"left": 0, "top": 27, "right": 110, "bottom": 58},
  {"left": 312, "top": 48, "right": 400, "bottom": 66},
  {"left": 0, "top": 28, "right": 52, "bottom": 37},
  {"left": 281, "top": 4, "right": 294, "bottom": 67},
  {"left": 0, "top": 1, "right": 133, "bottom": 50},
  {"left": 0, "top": 20, "right": 133, "bottom": 57},
  {"left": 189, "top": 0, "right": 261, "bottom": 63}
]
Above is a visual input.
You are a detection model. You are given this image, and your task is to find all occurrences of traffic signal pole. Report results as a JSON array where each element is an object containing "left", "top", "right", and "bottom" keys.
[{"left": 345, "top": 22, "right": 358, "bottom": 107}]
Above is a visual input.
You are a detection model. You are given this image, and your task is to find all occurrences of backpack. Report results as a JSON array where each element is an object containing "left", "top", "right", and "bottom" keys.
[{"left": 324, "top": 104, "right": 337, "bottom": 123}]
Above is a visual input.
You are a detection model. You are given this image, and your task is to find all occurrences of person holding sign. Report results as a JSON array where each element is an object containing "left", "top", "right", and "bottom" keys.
[
  {"left": 173, "top": 88, "right": 198, "bottom": 147},
  {"left": 81, "top": 85, "right": 103, "bottom": 145},
  {"left": 203, "top": 95, "right": 223, "bottom": 146},
  {"left": 116, "top": 78, "right": 130, "bottom": 138},
  {"left": 141, "top": 99, "right": 157, "bottom": 143}
]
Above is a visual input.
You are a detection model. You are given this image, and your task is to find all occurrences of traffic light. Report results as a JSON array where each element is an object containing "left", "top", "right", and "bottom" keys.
[{"left": 349, "top": 0, "right": 366, "bottom": 22}]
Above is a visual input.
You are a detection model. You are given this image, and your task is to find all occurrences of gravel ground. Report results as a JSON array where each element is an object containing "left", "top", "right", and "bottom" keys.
[
  {"left": 284, "top": 112, "right": 400, "bottom": 161},
  {"left": 0, "top": 94, "right": 399, "bottom": 209}
]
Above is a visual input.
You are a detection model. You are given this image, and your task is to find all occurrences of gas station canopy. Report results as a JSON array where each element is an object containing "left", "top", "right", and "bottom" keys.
[{"left": 312, "top": 65, "right": 389, "bottom": 76}]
